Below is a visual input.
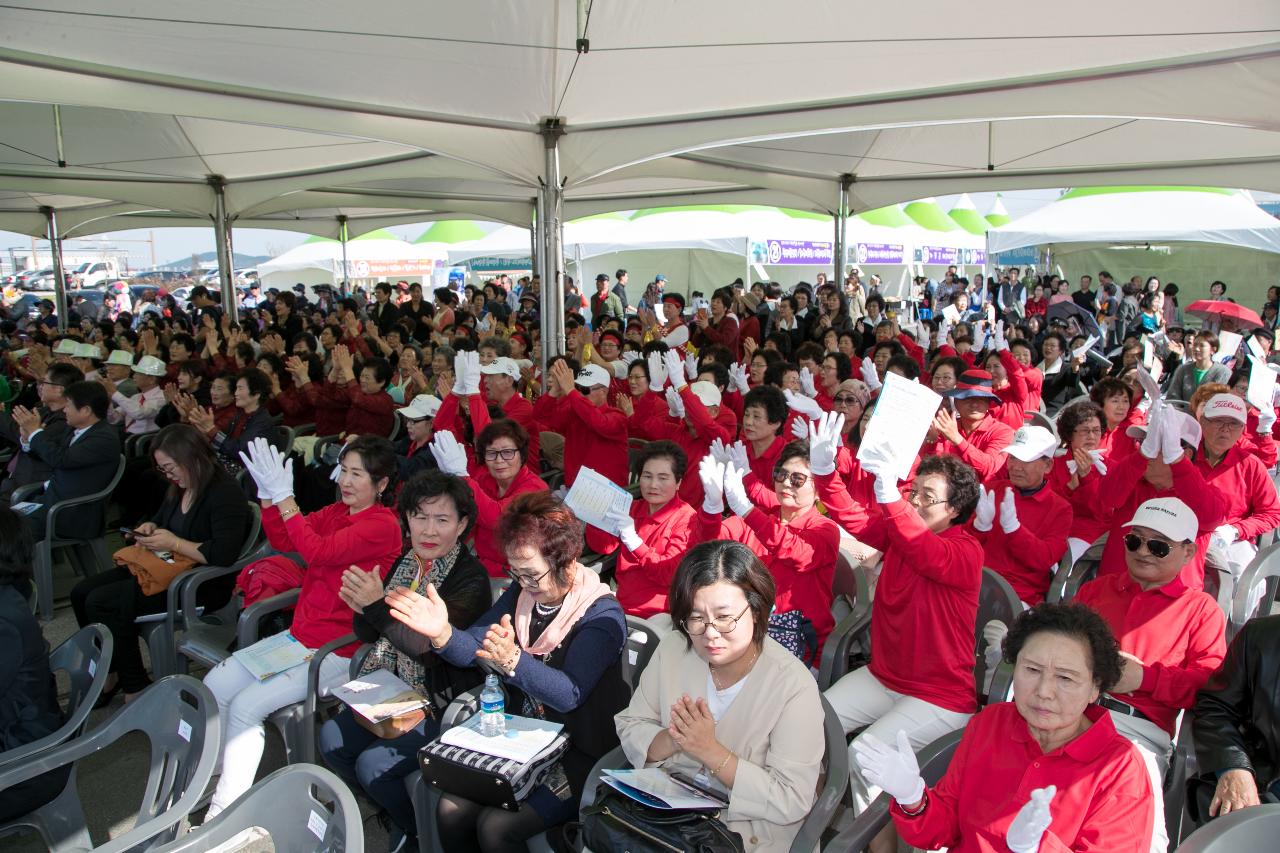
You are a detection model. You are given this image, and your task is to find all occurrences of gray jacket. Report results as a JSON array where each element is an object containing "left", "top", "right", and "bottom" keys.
[{"left": 1165, "top": 361, "right": 1231, "bottom": 402}]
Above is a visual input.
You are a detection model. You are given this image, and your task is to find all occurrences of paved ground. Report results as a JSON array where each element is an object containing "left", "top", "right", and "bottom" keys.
[{"left": 7, "top": 535, "right": 393, "bottom": 852}]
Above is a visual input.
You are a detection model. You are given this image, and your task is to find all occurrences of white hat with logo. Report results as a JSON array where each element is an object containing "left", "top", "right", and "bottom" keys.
[
  {"left": 574, "top": 364, "right": 611, "bottom": 389},
  {"left": 396, "top": 395, "right": 441, "bottom": 420},
  {"left": 480, "top": 357, "right": 522, "bottom": 382},
  {"left": 1123, "top": 497, "right": 1198, "bottom": 543},
  {"left": 1000, "top": 425, "right": 1057, "bottom": 462},
  {"left": 1201, "top": 393, "right": 1246, "bottom": 424},
  {"left": 689, "top": 380, "right": 722, "bottom": 409}
]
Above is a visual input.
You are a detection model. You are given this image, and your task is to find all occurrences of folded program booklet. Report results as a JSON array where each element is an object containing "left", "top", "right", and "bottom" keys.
[
  {"left": 602, "top": 768, "right": 727, "bottom": 810},
  {"left": 332, "top": 668, "right": 428, "bottom": 724}
]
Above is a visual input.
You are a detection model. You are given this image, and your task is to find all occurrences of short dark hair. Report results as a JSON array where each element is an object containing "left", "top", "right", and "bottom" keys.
[
  {"left": 1089, "top": 378, "right": 1133, "bottom": 408},
  {"left": 178, "top": 359, "right": 206, "bottom": 381},
  {"left": 339, "top": 436, "right": 399, "bottom": 505},
  {"left": 236, "top": 368, "right": 272, "bottom": 407},
  {"left": 885, "top": 354, "right": 920, "bottom": 381},
  {"left": 774, "top": 439, "right": 810, "bottom": 473},
  {"left": 1056, "top": 402, "right": 1106, "bottom": 447},
  {"left": 823, "top": 352, "right": 853, "bottom": 382},
  {"left": 930, "top": 355, "right": 967, "bottom": 380},
  {"left": 476, "top": 418, "right": 530, "bottom": 468},
  {"left": 375, "top": 281, "right": 393, "bottom": 295},
  {"left": 764, "top": 360, "right": 799, "bottom": 388},
  {"left": 669, "top": 541, "right": 775, "bottom": 649},
  {"left": 170, "top": 333, "right": 197, "bottom": 354},
  {"left": 866, "top": 293, "right": 886, "bottom": 311},
  {"left": 0, "top": 505, "right": 34, "bottom": 586},
  {"left": 696, "top": 361, "right": 729, "bottom": 392},
  {"left": 632, "top": 439, "right": 688, "bottom": 483},
  {"left": 361, "top": 356, "right": 393, "bottom": 385},
  {"left": 699, "top": 344, "right": 734, "bottom": 367},
  {"left": 497, "top": 492, "right": 584, "bottom": 583},
  {"left": 398, "top": 470, "right": 477, "bottom": 539},
  {"left": 65, "top": 380, "right": 109, "bottom": 419},
  {"left": 1004, "top": 602, "right": 1123, "bottom": 694},
  {"left": 479, "top": 336, "right": 511, "bottom": 357},
  {"left": 47, "top": 362, "right": 84, "bottom": 388},
  {"left": 742, "top": 385, "right": 787, "bottom": 429},
  {"left": 915, "top": 454, "right": 980, "bottom": 524},
  {"left": 794, "top": 342, "right": 824, "bottom": 364}
]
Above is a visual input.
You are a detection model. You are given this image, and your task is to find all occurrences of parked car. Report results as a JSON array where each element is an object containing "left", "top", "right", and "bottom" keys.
[{"left": 71, "top": 259, "right": 123, "bottom": 289}]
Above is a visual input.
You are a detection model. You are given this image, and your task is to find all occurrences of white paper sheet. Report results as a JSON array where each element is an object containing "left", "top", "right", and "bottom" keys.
[
  {"left": 1072, "top": 335, "right": 1098, "bottom": 361},
  {"left": 439, "top": 714, "right": 564, "bottom": 764},
  {"left": 1247, "top": 355, "right": 1277, "bottom": 412},
  {"left": 231, "top": 632, "right": 313, "bottom": 681},
  {"left": 1216, "top": 331, "right": 1243, "bottom": 364},
  {"left": 564, "top": 466, "right": 633, "bottom": 533},
  {"left": 332, "top": 668, "right": 428, "bottom": 724},
  {"left": 602, "top": 769, "right": 725, "bottom": 810},
  {"left": 941, "top": 304, "right": 961, "bottom": 324},
  {"left": 1246, "top": 335, "right": 1268, "bottom": 362},
  {"left": 857, "top": 372, "right": 943, "bottom": 482}
]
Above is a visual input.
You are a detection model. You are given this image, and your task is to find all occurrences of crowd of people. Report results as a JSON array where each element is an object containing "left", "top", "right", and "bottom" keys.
[{"left": 2, "top": 263, "right": 1280, "bottom": 853}]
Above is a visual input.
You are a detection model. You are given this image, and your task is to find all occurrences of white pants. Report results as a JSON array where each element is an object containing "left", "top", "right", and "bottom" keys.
[
  {"left": 1110, "top": 710, "right": 1173, "bottom": 853},
  {"left": 203, "top": 644, "right": 349, "bottom": 817},
  {"left": 824, "top": 666, "right": 972, "bottom": 813}
]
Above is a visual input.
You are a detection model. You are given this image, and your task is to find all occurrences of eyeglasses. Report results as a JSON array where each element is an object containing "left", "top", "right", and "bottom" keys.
[
  {"left": 832, "top": 394, "right": 861, "bottom": 405},
  {"left": 484, "top": 448, "right": 520, "bottom": 462},
  {"left": 772, "top": 469, "right": 810, "bottom": 489},
  {"left": 683, "top": 604, "right": 751, "bottom": 636},
  {"left": 36, "top": 380, "right": 67, "bottom": 389},
  {"left": 907, "top": 489, "right": 948, "bottom": 507},
  {"left": 1073, "top": 426, "right": 1103, "bottom": 437},
  {"left": 155, "top": 462, "right": 180, "bottom": 478},
  {"left": 505, "top": 565, "right": 552, "bottom": 588},
  {"left": 1123, "top": 533, "right": 1179, "bottom": 559},
  {"left": 405, "top": 416, "right": 431, "bottom": 425}
]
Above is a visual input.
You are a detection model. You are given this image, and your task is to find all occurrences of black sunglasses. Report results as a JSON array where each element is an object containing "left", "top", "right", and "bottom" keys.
[
  {"left": 772, "top": 469, "right": 810, "bottom": 489},
  {"left": 1123, "top": 533, "right": 1179, "bottom": 559}
]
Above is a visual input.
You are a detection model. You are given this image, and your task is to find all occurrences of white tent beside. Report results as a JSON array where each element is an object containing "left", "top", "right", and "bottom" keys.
[{"left": 258, "top": 229, "right": 448, "bottom": 291}]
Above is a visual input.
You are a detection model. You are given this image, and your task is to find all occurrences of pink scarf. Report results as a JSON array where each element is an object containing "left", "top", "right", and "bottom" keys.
[{"left": 514, "top": 563, "right": 612, "bottom": 656}]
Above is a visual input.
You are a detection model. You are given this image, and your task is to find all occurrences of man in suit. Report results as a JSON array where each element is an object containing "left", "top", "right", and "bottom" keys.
[
  {"left": 0, "top": 362, "right": 83, "bottom": 499},
  {"left": 14, "top": 380, "right": 122, "bottom": 541},
  {"left": 368, "top": 281, "right": 401, "bottom": 335}
]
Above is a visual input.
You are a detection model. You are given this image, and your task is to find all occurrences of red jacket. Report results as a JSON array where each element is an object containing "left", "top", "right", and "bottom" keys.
[
  {"left": 533, "top": 389, "right": 628, "bottom": 487},
  {"left": 1047, "top": 455, "right": 1111, "bottom": 545},
  {"left": 301, "top": 381, "right": 347, "bottom": 436},
  {"left": 642, "top": 385, "right": 733, "bottom": 508},
  {"left": 693, "top": 313, "right": 740, "bottom": 354},
  {"left": 736, "top": 315, "right": 761, "bottom": 361},
  {"left": 585, "top": 497, "right": 698, "bottom": 618},
  {"left": 971, "top": 480, "right": 1072, "bottom": 605},
  {"left": 467, "top": 466, "right": 549, "bottom": 577},
  {"left": 1192, "top": 443, "right": 1280, "bottom": 542},
  {"left": 469, "top": 392, "right": 541, "bottom": 475},
  {"left": 746, "top": 435, "right": 788, "bottom": 487},
  {"left": 1243, "top": 410, "right": 1279, "bottom": 469},
  {"left": 697, "top": 505, "right": 840, "bottom": 651},
  {"left": 272, "top": 384, "right": 315, "bottom": 428},
  {"left": 262, "top": 502, "right": 402, "bottom": 655},
  {"left": 990, "top": 350, "right": 1030, "bottom": 429},
  {"left": 624, "top": 391, "right": 668, "bottom": 439},
  {"left": 1023, "top": 366, "right": 1044, "bottom": 414},
  {"left": 858, "top": 500, "right": 984, "bottom": 714},
  {"left": 923, "top": 416, "right": 1016, "bottom": 483}
]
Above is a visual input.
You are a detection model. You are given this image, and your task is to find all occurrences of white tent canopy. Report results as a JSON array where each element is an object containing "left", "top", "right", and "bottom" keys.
[
  {"left": 987, "top": 187, "right": 1280, "bottom": 255},
  {"left": 257, "top": 229, "right": 447, "bottom": 290}
]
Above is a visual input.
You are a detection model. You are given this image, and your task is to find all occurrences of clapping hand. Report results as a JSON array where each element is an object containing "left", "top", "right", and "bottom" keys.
[
  {"left": 237, "top": 436, "right": 295, "bottom": 503},
  {"left": 453, "top": 350, "right": 481, "bottom": 396},
  {"left": 646, "top": 351, "right": 668, "bottom": 392},
  {"left": 1006, "top": 785, "right": 1057, "bottom": 853},
  {"left": 699, "top": 455, "right": 726, "bottom": 514},
  {"left": 662, "top": 350, "right": 685, "bottom": 391},
  {"left": 932, "top": 408, "right": 962, "bottom": 444},
  {"left": 973, "top": 486, "right": 997, "bottom": 531},
  {"left": 722, "top": 462, "right": 753, "bottom": 517},
  {"left": 852, "top": 730, "right": 925, "bottom": 807},
  {"left": 807, "top": 411, "right": 844, "bottom": 477},
  {"left": 11, "top": 405, "right": 41, "bottom": 438},
  {"left": 475, "top": 614, "right": 521, "bottom": 672},
  {"left": 999, "top": 488, "right": 1020, "bottom": 534},
  {"left": 665, "top": 386, "right": 686, "bottom": 418},
  {"left": 859, "top": 356, "right": 881, "bottom": 391},
  {"left": 429, "top": 431, "right": 469, "bottom": 476},
  {"left": 798, "top": 366, "right": 817, "bottom": 398},
  {"left": 338, "top": 564, "right": 385, "bottom": 612},
  {"left": 385, "top": 583, "right": 451, "bottom": 644},
  {"left": 188, "top": 406, "right": 216, "bottom": 436}
]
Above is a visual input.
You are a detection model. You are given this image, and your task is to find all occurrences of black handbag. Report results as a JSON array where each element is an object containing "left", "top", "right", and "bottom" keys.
[
  {"left": 580, "top": 789, "right": 745, "bottom": 853},
  {"left": 418, "top": 729, "right": 568, "bottom": 812}
]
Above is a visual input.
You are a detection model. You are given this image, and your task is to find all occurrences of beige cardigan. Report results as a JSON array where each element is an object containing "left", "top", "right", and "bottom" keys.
[{"left": 615, "top": 632, "right": 825, "bottom": 853}]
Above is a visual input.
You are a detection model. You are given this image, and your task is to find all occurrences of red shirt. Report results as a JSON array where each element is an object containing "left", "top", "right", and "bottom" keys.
[
  {"left": 642, "top": 385, "right": 733, "bottom": 508},
  {"left": 696, "top": 505, "right": 840, "bottom": 651},
  {"left": 301, "top": 381, "right": 347, "bottom": 436},
  {"left": 990, "top": 350, "right": 1029, "bottom": 430},
  {"left": 746, "top": 435, "right": 788, "bottom": 487},
  {"left": 272, "top": 384, "right": 315, "bottom": 428},
  {"left": 972, "top": 480, "right": 1072, "bottom": 605},
  {"left": 468, "top": 392, "right": 541, "bottom": 476},
  {"left": 585, "top": 497, "right": 698, "bottom": 618},
  {"left": 1075, "top": 572, "right": 1226, "bottom": 736},
  {"left": 923, "top": 415, "right": 1016, "bottom": 483},
  {"left": 624, "top": 391, "right": 667, "bottom": 439},
  {"left": 893, "top": 702, "right": 1152, "bottom": 853},
  {"left": 1023, "top": 367, "right": 1044, "bottom": 414},
  {"left": 467, "top": 466, "right": 549, "bottom": 577},
  {"left": 1193, "top": 443, "right": 1280, "bottom": 541},
  {"left": 262, "top": 502, "right": 402, "bottom": 655},
  {"left": 533, "top": 389, "right": 628, "bottom": 487},
  {"left": 858, "top": 500, "right": 984, "bottom": 714},
  {"left": 1047, "top": 455, "right": 1111, "bottom": 545}
]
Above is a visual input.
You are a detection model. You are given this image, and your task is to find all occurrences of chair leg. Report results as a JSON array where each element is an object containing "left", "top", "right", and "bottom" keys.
[
  {"left": 29, "top": 767, "right": 90, "bottom": 852},
  {"left": 35, "top": 541, "right": 54, "bottom": 622}
]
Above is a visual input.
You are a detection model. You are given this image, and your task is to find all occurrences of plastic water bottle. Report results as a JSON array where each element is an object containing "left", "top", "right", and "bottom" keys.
[{"left": 479, "top": 674, "right": 506, "bottom": 736}]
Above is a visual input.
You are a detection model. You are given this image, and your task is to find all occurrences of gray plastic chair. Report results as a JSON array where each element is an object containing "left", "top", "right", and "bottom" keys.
[
  {"left": 0, "top": 624, "right": 113, "bottom": 768},
  {"left": 621, "top": 616, "right": 661, "bottom": 690},
  {"left": 1046, "top": 532, "right": 1108, "bottom": 604},
  {"left": 1229, "top": 541, "right": 1280, "bottom": 638},
  {"left": 266, "top": 632, "right": 373, "bottom": 766},
  {"left": 1175, "top": 803, "right": 1280, "bottom": 851},
  {"left": 974, "top": 568, "right": 1023, "bottom": 700},
  {"left": 0, "top": 675, "right": 219, "bottom": 853},
  {"left": 143, "top": 764, "right": 363, "bottom": 853},
  {"left": 817, "top": 562, "right": 874, "bottom": 691}
]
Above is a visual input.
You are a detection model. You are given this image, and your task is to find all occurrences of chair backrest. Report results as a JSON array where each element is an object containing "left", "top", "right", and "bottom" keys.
[
  {"left": 273, "top": 425, "right": 296, "bottom": 457},
  {"left": 974, "top": 568, "right": 1023, "bottom": 696},
  {"left": 238, "top": 502, "right": 263, "bottom": 560},
  {"left": 0, "top": 675, "right": 219, "bottom": 853},
  {"left": 1174, "top": 803, "right": 1280, "bottom": 852},
  {"left": 788, "top": 695, "right": 851, "bottom": 853},
  {"left": 1047, "top": 532, "right": 1108, "bottom": 604},
  {"left": 1024, "top": 411, "right": 1054, "bottom": 432},
  {"left": 143, "top": 764, "right": 364, "bottom": 852},
  {"left": 0, "top": 624, "right": 113, "bottom": 767},
  {"left": 816, "top": 563, "right": 874, "bottom": 691},
  {"left": 1203, "top": 553, "right": 1234, "bottom": 619},
  {"left": 489, "top": 576, "right": 512, "bottom": 603},
  {"left": 830, "top": 549, "right": 863, "bottom": 623},
  {"left": 1229, "top": 541, "right": 1280, "bottom": 638},
  {"left": 621, "top": 616, "right": 661, "bottom": 690}
]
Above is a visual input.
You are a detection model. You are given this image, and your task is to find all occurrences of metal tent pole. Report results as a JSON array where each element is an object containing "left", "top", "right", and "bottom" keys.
[
  {"left": 209, "top": 176, "right": 235, "bottom": 311},
  {"left": 835, "top": 173, "right": 852, "bottom": 282},
  {"left": 338, "top": 215, "right": 351, "bottom": 296},
  {"left": 41, "top": 207, "right": 67, "bottom": 332},
  {"left": 539, "top": 118, "right": 566, "bottom": 383}
]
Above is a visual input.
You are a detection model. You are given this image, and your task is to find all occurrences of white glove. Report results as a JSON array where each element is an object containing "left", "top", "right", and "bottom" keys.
[
  {"left": 454, "top": 350, "right": 481, "bottom": 396},
  {"left": 1139, "top": 406, "right": 1164, "bottom": 460},
  {"left": 646, "top": 351, "right": 668, "bottom": 392},
  {"left": 784, "top": 389, "right": 825, "bottom": 420},
  {"left": 973, "top": 486, "right": 996, "bottom": 532},
  {"left": 1258, "top": 407, "right": 1277, "bottom": 435},
  {"left": 663, "top": 350, "right": 686, "bottom": 390},
  {"left": 994, "top": 320, "right": 1009, "bottom": 352},
  {"left": 239, "top": 436, "right": 293, "bottom": 503},
  {"left": 620, "top": 351, "right": 640, "bottom": 366},
  {"left": 808, "top": 411, "right": 845, "bottom": 477},
  {"left": 1064, "top": 449, "right": 1108, "bottom": 478},
  {"left": 859, "top": 445, "right": 900, "bottom": 504},
  {"left": 708, "top": 438, "right": 731, "bottom": 464},
  {"left": 699, "top": 455, "right": 726, "bottom": 515},
  {"left": 429, "top": 431, "right": 469, "bottom": 476},
  {"left": 799, "top": 366, "right": 818, "bottom": 398},
  {"left": 665, "top": 386, "right": 686, "bottom": 418},
  {"left": 790, "top": 417, "right": 809, "bottom": 441},
  {"left": 727, "top": 440, "right": 750, "bottom": 474},
  {"left": 684, "top": 352, "right": 699, "bottom": 381},
  {"left": 607, "top": 504, "right": 643, "bottom": 551},
  {"left": 851, "top": 730, "right": 925, "bottom": 807},
  {"left": 328, "top": 462, "right": 342, "bottom": 482},
  {"left": 1211, "top": 524, "right": 1239, "bottom": 552},
  {"left": 261, "top": 442, "right": 295, "bottom": 503},
  {"left": 729, "top": 362, "right": 750, "bottom": 395},
  {"left": 1160, "top": 410, "right": 1186, "bottom": 465},
  {"left": 860, "top": 356, "right": 881, "bottom": 392},
  {"left": 722, "top": 463, "right": 754, "bottom": 517},
  {"left": 999, "top": 488, "right": 1020, "bottom": 534},
  {"left": 1006, "top": 785, "right": 1057, "bottom": 853}
]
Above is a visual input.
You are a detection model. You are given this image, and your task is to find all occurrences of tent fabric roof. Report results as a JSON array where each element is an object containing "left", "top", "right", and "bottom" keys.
[
  {"left": 987, "top": 187, "right": 1280, "bottom": 255},
  {"left": 0, "top": 3, "right": 1278, "bottom": 236}
]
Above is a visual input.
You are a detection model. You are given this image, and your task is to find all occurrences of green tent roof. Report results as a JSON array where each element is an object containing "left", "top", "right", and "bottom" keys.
[
  {"left": 303, "top": 234, "right": 338, "bottom": 244},
  {"left": 856, "top": 205, "right": 913, "bottom": 228},
  {"left": 1060, "top": 186, "right": 1234, "bottom": 200},
  {"left": 985, "top": 212, "right": 1011, "bottom": 227},
  {"left": 903, "top": 199, "right": 960, "bottom": 232},
  {"left": 353, "top": 228, "right": 402, "bottom": 242},
  {"left": 415, "top": 221, "right": 487, "bottom": 244}
]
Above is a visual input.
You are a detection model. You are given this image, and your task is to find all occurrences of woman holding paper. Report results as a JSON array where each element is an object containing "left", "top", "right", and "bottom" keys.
[
  {"left": 615, "top": 540, "right": 825, "bottom": 853},
  {"left": 428, "top": 418, "right": 548, "bottom": 578},
  {"left": 385, "top": 491, "right": 629, "bottom": 853},
  {"left": 202, "top": 435, "right": 402, "bottom": 821},
  {"left": 319, "top": 471, "right": 491, "bottom": 852}
]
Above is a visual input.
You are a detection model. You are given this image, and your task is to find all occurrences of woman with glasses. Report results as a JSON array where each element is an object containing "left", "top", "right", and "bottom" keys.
[
  {"left": 386, "top": 491, "right": 628, "bottom": 853},
  {"left": 697, "top": 440, "right": 840, "bottom": 656},
  {"left": 1049, "top": 402, "right": 1114, "bottom": 563},
  {"left": 391, "top": 394, "right": 441, "bottom": 483},
  {"left": 70, "top": 424, "right": 252, "bottom": 706},
  {"left": 615, "top": 540, "right": 826, "bottom": 853},
  {"left": 430, "top": 418, "right": 548, "bottom": 578}
]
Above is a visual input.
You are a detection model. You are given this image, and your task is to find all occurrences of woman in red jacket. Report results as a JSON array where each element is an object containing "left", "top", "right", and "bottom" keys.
[
  {"left": 586, "top": 441, "right": 696, "bottom": 623},
  {"left": 1047, "top": 402, "right": 1113, "bottom": 563},
  {"left": 202, "top": 435, "right": 403, "bottom": 820}
]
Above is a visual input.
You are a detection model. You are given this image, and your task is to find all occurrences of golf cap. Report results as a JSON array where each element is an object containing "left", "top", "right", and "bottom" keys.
[
  {"left": 1000, "top": 425, "right": 1057, "bottom": 462},
  {"left": 574, "top": 364, "right": 611, "bottom": 389},
  {"left": 133, "top": 355, "right": 167, "bottom": 377},
  {"left": 480, "top": 357, "right": 522, "bottom": 382},
  {"left": 52, "top": 339, "right": 79, "bottom": 356},
  {"left": 1123, "top": 497, "right": 1198, "bottom": 543},
  {"left": 1202, "top": 393, "right": 1247, "bottom": 424},
  {"left": 689, "top": 380, "right": 722, "bottom": 409},
  {"left": 396, "top": 395, "right": 441, "bottom": 420},
  {"left": 104, "top": 350, "right": 134, "bottom": 367}
]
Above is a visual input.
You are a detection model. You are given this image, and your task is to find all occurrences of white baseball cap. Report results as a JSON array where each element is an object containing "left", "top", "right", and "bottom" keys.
[
  {"left": 1000, "top": 425, "right": 1057, "bottom": 462},
  {"left": 689, "top": 380, "right": 722, "bottom": 408},
  {"left": 396, "top": 395, "right": 441, "bottom": 420},
  {"left": 1201, "top": 393, "right": 1246, "bottom": 424},
  {"left": 480, "top": 357, "right": 521, "bottom": 382},
  {"left": 574, "top": 364, "right": 611, "bottom": 389},
  {"left": 104, "top": 349, "right": 134, "bottom": 367},
  {"left": 132, "top": 354, "right": 167, "bottom": 377},
  {"left": 1123, "top": 497, "right": 1198, "bottom": 543}
]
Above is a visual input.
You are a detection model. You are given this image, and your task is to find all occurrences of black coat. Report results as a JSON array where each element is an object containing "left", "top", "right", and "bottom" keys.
[
  {"left": 27, "top": 420, "right": 122, "bottom": 538},
  {"left": 0, "top": 586, "right": 64, "bottom": 752},
  {"left": 1193, "top": 614, "right": 1280, "bottom": 790},
  {"left": 369, "top": 300, "right": 402, "bottom": 336},
  {"left": 0, "top": 407, "right": 68, "bottom": 499},
  {"left": 152, "top": 471, "right": 254, "bottom": 570}
]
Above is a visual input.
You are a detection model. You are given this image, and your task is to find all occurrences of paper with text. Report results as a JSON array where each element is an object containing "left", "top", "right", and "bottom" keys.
[
  {"left": 564, "top": 466, "right": 633, "bottom": 533},
  {"left": 858, "top": 372, "right": 943, "bottom": 482}
]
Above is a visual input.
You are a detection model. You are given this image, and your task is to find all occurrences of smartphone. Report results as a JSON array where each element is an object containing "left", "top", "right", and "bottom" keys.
[{"left": 118, "top": 527, "right": 135, "bottom": 539}]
